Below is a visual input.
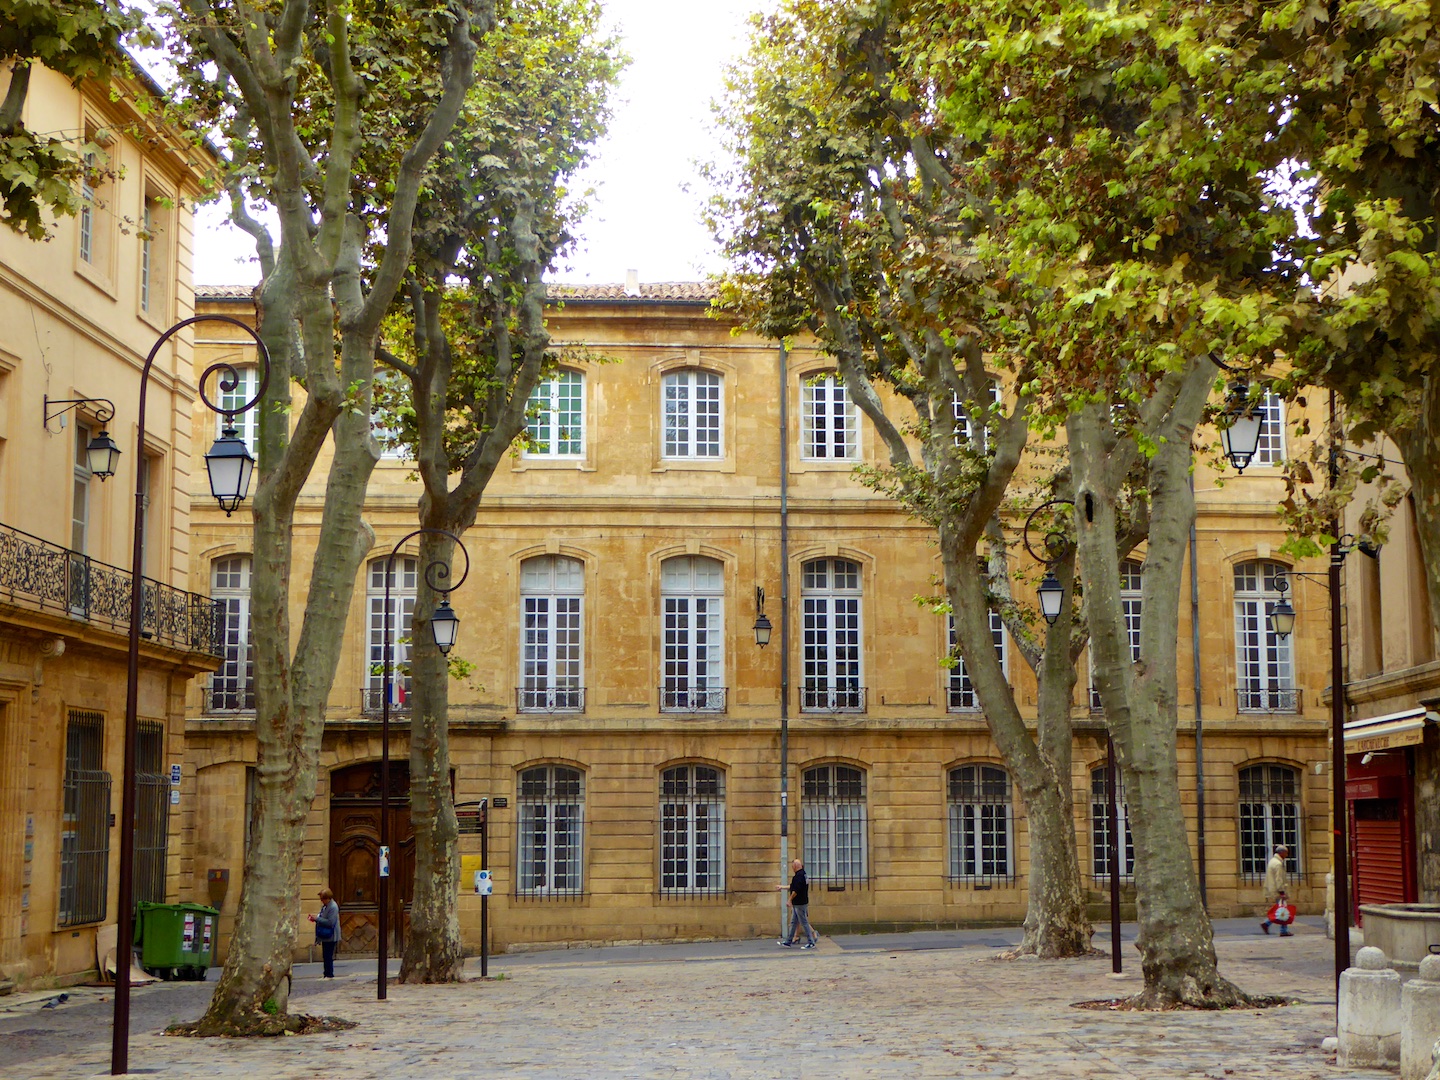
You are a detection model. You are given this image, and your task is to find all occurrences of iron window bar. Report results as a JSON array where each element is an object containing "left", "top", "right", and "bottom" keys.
[
  {"left": 0, "top": 520, "right": 223, "bottom": 654},
  {"left": 659, "top": 764, "right": 727, "bottom": 898},
  {"left": 946, "top": 765, "right": 1017, "bottom": 886}
]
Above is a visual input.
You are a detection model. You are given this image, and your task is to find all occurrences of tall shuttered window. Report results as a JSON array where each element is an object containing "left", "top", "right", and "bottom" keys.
[{"left": 135, "top": 722, "right": 169, "bottom": 904}]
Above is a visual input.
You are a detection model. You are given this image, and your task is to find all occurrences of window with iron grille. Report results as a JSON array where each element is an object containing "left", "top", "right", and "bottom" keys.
[
  {"left": 1090, "top": 764, "right": 1135, "bottom": 881},
  {"left": 802, "top": 764, "right": 867, "bottom": 886},
  {"left": 801, "top": 558, "right": 863, "bottom": 711},
  {"left": 60, "top": 711, "right": 110, "bottom": 926},
  {"left": 520, "top": 555, "right": 584, "bottom": 711},
  {"left": 1234, "top": 561, "right": 1297, "bottom": 713},
  {"left": 661, "top": 556, "right": 724, "bottom": 712},
  {"left": 801, "top": 374, "right": 858, "bottom": 460},
  {"left": 948, "top": 765, "right": 1014, "bottom": 884},
  {"left": 367, "top": 556, "right": 416, "bottom": 711},
  {"left": 1089, "top": 559, "right": 1143, "bottom": 710},
  {"left": 135, "top": 722, "right": 168, "bottom": 904},
  {"left": 210, "top": 555, "right": 254, "bottom": 712},
  {"left": 660, "top": 764, "right": 725, "bottom": 896},
  {"left": 1238, "top": 763, "right": 1302, "bottom": 881},
  {"left": 526, "top": 371, "right": 584, "bottom": 457},
  {"left": 947, "top": 610, "right": 1007, "bottom": 711},
  {"left": 662, "top": 370, "right": 722, "bottom": 459},
  {"left": 517, "top": 765, "right": 584, "bottom": 896}
]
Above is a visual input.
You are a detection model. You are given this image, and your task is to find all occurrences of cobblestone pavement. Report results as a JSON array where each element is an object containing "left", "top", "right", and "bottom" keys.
[{"left": 2, "top": 920, "right": 1395, "bottom": 1080}]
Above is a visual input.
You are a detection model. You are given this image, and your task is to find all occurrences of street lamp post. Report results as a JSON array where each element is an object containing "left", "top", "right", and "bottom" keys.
[
  {"left": 111, "top": 315, "right": 270, "bottom": 1076},
  {"left": 377, "top": 528, "right": 469, "bottom": 1001}
]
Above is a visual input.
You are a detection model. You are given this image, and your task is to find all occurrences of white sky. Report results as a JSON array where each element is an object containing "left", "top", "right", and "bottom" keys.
[{"left": 192, "top": 0, "right": 767, "bottom": 288}]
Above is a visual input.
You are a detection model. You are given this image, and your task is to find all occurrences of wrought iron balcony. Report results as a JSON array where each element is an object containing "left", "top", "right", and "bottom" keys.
[
  {"left": 361, "top": 684, "right": 412, "bottom": 717},
  {"left": 0, "top": 521, "right": 222, "bottom": 655},
  {"left": 800, "top": 684, "right": 867, "bottom": 713},
  {"left": 1237, "top": 683, "right": 1302, "bottom": 714},
  {"left": 659, "top": 685, "right": 727, "bottom": 713},
  {"left": 516, "top": 686, "right": 585, "bottom": 713},
  {"left": 947, "top": 683, "right": 981, "bottom": 712}
]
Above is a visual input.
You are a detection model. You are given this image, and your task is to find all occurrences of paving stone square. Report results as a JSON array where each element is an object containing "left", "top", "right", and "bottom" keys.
[{"left": 3, "top": 922, "right": 1398, "bottom": 1080}]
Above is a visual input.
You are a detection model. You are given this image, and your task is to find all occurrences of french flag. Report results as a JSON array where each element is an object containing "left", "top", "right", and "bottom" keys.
[{"left": 390, "top": 680, "right": 407, "bottom": 706}]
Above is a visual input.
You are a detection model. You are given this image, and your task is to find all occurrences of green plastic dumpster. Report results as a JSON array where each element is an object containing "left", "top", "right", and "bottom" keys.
[{"left": 134, "top": 902, "right": 218, "bottom": 980}]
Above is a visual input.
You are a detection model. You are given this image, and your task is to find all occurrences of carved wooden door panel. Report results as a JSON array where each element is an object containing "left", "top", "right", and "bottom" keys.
[{"left": 328, "top": 762, "right": 413, "bottom": 955}]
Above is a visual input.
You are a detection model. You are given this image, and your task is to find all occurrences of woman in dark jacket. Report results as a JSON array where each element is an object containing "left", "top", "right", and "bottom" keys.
[{"left": 308, "top": 887, "right": 340, "bottom": 977}]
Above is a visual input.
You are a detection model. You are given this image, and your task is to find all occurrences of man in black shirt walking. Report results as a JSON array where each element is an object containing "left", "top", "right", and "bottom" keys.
[{"left": 777, "top": 858, "right": 819, "bottom": 948}]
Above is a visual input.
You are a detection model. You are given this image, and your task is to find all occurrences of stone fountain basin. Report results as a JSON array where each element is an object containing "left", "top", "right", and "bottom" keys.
[{"left": 1360, "top": 903, "right": 1440, "bottom": 969}]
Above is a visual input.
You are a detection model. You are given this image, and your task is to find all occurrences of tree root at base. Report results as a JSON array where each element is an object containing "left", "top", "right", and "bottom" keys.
[{"left": 166, "top": 1013, "right": 358, "bottom": 1038}]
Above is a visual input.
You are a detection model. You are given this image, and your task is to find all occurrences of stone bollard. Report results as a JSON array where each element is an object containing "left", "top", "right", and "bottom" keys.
[
  {"left": 1339, "top": 946, "right": 1402, "bottom": 1068},
  {"left": 1404, "top": 955, "right": 1440, "bottom": 1080}
]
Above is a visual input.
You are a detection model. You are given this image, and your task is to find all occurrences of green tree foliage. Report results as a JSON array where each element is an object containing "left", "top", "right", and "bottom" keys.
[
  {"left": 1255, "top": 1, "right": 1440, "bottom": 645},
  {"left": 0, "top": 0, "right": 149, "bottom": 238},
  {"left": 709, "top": 0, "right": 1097, "bottom": 961}
]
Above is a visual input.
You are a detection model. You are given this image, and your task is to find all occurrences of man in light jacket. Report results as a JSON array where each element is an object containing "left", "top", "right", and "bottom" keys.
[{"left": 1260, "top": 845, "right": 1290, "bottom": 934}]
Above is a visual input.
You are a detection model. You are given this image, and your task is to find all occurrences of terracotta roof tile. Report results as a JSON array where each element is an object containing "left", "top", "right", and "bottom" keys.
[
  {"left": 547, "top": 282, "right": 716, "bottom": 303},
  {"left": 198, "top": 281, "right": 717, "bottom": 303}
]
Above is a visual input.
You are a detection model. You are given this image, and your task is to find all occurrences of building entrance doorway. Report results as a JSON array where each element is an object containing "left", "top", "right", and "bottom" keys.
[{"left": 329, "top": 762, "right": 413, "bottom": 956}]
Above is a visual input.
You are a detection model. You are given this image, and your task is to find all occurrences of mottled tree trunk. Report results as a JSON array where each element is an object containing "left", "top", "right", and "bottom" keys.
[
  {"left": 195, "top": 285, "right": 380, "bottom": 1033},
  {"left": 1392, "top": 376, "right": 1440, "bottom": 659},
  {"left": 1069, "top": 363, "right": 1250, "bottom": 1007},
  {"left": 940, "top": 526, "right": 1091, "bottom": 959},
  {"left": 399, "top": 528, "right": 464, "bottom": 982}
]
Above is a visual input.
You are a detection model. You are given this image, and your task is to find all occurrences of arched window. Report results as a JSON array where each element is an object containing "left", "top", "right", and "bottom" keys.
[
  {"left": 801, "top": 558, "right": 864, "bottom": 712},
  {"left": 801, "top": 373, "right": 858, "bottom": 460},
  {"left": 802, "top": 764, "right": 867, "bottom": 885},
  {"left": 520, "top": 555, "right": 585, "bottom": 712},
  {"left": 517, "top": 765, "right": 584, "bottom": 896},
  {"left": 661, "top": 556, "right": 725, "bottom": 712},
  {"left": 662, "top": 369, "right": 722, "bottom": 458},
  {"left": 947, "top": 765, "right": 1013, "bottom": 883},
  {"left": 1090, "top": 764, "right": 1135, "bottom": 881},
  {"left": 1239, "top": 764, "right": 1302, "bottom": 881},
  {"left": 1090, "top": 559, "right": 1143, "bottom": 710},
  {"left": 366, "top": 556, "right": 416, "bottom": 715},
  {"left": 660, "top": 764, "right": 725, "bottom": 895},
  {"left": 210, "top": 555, "right": 254, "bottom": 712},
  {"left": 526, "top": 371, "right": 584, "bottom": 457},
  {"left": 947, "top": 610, "right": 1007, "bottom": 711},
  {"left": 1234, "top": 561, "right": 1297, "bottom": 712}
]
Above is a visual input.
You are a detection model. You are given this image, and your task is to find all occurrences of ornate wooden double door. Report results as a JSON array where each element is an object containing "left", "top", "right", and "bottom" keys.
[{"left": 329, "top": 762, "right": 415, "bottom": 956}]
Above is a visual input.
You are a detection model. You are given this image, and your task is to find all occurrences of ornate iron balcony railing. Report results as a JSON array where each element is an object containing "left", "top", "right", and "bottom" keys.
[
  {"left": 0, "top": 521, "right": 223, "bottom": 655},
  {"left": 361, "top": 685, "right": 412, "bottom": 717},
  {"left": 516, "top": 686, "right": 586, "bottom": 713},
  {"left": 800, "top": 684, "right": 867, "bottom": 713},
  {"left": 1237, "top": 683, "right": 1302, "bottom": 714},
  {"left": 659, "top": 686, "right": 727, "bottom": 713}
]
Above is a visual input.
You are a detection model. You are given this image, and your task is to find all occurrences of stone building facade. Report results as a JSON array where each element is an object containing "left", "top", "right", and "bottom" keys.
[
  {"left": 0, "top": 60, "right": 218, "bottom": 989},
  {"left": 183, "top": 284, "right": 1335, "bottom": 961}
]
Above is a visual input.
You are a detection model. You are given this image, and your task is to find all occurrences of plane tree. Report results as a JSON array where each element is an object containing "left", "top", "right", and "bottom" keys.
[{"left": 159, "top": 0, "right": 494, "bottom": 1032}]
